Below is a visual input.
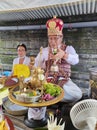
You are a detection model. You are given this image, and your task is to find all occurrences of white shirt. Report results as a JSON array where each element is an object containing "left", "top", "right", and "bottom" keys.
[
  {"left": 13, "top": 56, "right": 30, "bottom": 66},
  {"left": 34, "top": 45, "right": 79, "bottom": 68}
]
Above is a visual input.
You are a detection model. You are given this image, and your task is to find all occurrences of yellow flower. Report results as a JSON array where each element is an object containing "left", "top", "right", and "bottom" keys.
[
  {"left": 0, "top": 120, "right": 9, "bottom": 130},
  {"left": 13, "top": 64, "right": 30, "bottom": 78},
  {"left": 33, "top": 90, "right": 37, "bottom": 96}
]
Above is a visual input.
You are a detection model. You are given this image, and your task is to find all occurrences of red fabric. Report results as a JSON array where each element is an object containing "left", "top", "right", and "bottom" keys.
[
  {"left": 46, "top": 17, "right": 63, "bottom": 31},
  {"left": 5, "top": 115, "right": 14, "bottom": 130}
]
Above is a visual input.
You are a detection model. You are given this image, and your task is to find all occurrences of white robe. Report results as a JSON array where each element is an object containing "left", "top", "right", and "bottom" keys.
[
  {"left": 29, "top": 45, "right": 82, "bottom": 120},
  {"left": 34, "top": 45, "right": 82, "bottom": 102}
]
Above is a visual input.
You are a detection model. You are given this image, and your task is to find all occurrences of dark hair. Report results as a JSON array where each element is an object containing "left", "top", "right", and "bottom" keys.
[{"left": 17, "top": 43, "right": 27, "bottom": 51}]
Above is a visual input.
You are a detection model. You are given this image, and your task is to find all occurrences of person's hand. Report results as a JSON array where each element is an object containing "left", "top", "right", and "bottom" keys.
[
  {"left": 50, "top": 48, "right": 68, "bottom": 60},
  {"left": 49, "top": 53, "right": 55, "bottom": 60}
]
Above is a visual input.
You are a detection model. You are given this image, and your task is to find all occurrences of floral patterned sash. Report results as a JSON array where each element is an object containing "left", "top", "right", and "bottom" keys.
[{"left": 45, "top": 44, "right": 71, "bottom": 87}]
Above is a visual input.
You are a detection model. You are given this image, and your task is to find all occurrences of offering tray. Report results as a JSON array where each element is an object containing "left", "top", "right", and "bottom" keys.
[
  {"left": 4, "top": 77, "right": 19, "bottom": 89},
  {"left": 8, "top": 85, "right": 64, "bottom": 107},
  {"left": 0, "top": 76, "right": 19, "bottom": 89},
  {"left": 3, "top": 97, "right": 28, "bottom": 116}
]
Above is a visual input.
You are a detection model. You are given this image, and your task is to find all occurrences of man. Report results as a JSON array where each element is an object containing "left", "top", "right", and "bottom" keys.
[
  {"left": 27, "top": 16, "right": 82, "bottom": 127},
  {"left": 35, "top": 16, "right": 82, "bottom": 102}
]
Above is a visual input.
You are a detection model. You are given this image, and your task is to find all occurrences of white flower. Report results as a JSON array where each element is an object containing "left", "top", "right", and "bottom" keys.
[
  {"left": 47, "top": 113, "right": 65, "bottom": 130},
  {"left": 38, "top": 74, "right": 45, "bottom": 81}
]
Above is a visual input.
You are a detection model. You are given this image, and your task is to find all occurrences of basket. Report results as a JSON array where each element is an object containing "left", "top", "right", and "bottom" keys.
[
  {"left": 89, "top": 67, "right": 97, "bottom": 99},
  {"left": 70, "top": 99, "right": 97, "bottom": 130},
  {"left": 3, "top": 98, "right": 28, "bottom": 116}
]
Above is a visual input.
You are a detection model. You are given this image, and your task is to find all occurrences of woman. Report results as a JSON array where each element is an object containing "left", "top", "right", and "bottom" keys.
[
  {"left": 12, "top": 43, "right": 30, "bottom": 78},
  {"left": 13, "top": 44, "right": 30, "bottom": 65}
]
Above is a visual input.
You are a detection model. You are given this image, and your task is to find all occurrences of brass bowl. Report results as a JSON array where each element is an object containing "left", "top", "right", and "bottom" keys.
[{"left": 15, "top": 93, "right": 41, "bottom": 103}]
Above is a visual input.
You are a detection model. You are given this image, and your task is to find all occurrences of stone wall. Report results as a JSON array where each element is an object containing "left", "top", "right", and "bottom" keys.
[
  {"left": 0, "top": 27, "right": 97, "bottom": 92},
  {"left": 0, "top": 30, "right": 48, "bottom": 70}
]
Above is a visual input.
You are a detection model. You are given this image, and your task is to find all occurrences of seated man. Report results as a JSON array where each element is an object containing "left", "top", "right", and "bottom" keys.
[
  {"left": 27, "top": 16, "right": 82, "bottom": 127},
  {"left": 35, "top": 16, "right": 82, "bottom": 102}
]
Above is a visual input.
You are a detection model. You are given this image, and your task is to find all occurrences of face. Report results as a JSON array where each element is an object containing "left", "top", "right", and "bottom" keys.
[
  {"left": 17, "top": 46, "right": 26, "bottom": 57},
  {"left": 48, "top": 35, "right": 63, "bottom": 49}
]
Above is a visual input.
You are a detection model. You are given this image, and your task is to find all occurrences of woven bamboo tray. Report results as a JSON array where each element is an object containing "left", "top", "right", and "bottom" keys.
[
  {"left": 3, "top": 98, "right": 28, "bottom": 116},
  {"left": 8, "top": 85, "right": 64, "bottom": 108}
]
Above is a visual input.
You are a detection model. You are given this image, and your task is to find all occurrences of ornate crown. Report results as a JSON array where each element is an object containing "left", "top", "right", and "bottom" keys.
[{"left": 46, "top": 16, "right": 64, "bottom": 36}]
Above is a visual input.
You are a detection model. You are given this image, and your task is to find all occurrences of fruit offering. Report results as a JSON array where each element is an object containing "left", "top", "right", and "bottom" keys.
[{"left": 42, "top": 82, "right": 61, "bottom": 101}]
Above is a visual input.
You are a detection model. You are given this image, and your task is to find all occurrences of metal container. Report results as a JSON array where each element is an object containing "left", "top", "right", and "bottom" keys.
[{"left": 89, "top": 67, "right": 97, "bottom": 99}]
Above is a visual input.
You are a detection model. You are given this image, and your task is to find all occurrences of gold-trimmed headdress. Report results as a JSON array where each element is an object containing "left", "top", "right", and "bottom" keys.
[{"left": 46, "top": 16, "right": 64, "bottom": 36}]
